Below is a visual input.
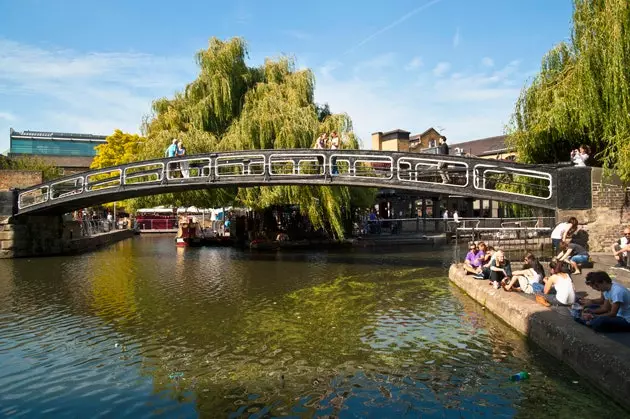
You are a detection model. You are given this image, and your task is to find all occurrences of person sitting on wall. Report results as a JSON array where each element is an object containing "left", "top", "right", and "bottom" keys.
[
  {"left": 502, "top": 253, "right": 546, "bottom": 294},
  {"left": 579, "top": 271, "right": 630, "bottom": 332},
  {"left": 612, "top": 227, "right": 630, "bottom": 268},
  {"left": 463, "top": 242, "right": 484, "bottom": 275},
  {"left": 489, "top": 250, "right": 511, "bottom": 290},
  {"left": 557, "top": 241, "right": 590, "bottom": 275},
  {"left": 472, "top": 246, "right": 495, "bottom": 280},
  {"left": 535, "top": 258, "right": 575, "bottom": 307}
]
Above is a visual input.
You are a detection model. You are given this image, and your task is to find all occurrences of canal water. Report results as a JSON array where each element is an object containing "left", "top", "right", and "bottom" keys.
[{"left": 0, "top": 236, "right": 626, "bottom": 418}]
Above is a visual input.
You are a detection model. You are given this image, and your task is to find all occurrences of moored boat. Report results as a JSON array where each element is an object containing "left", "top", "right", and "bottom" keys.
[{"left": 175, "top": 221, "right": 203, "bottom": 247}]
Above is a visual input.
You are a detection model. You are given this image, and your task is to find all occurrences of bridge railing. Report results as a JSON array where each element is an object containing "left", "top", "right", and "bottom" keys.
[
  {"left": 357, "top": 216, "right": 556, "bottom": 236},
  {"left": 15, "top": 150, "right": 559, "bottom": 213}
]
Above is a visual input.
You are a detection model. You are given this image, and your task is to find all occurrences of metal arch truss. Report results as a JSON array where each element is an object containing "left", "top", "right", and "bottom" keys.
[{"left": 15, "top": 149, "right": 559, "bottom": 215}]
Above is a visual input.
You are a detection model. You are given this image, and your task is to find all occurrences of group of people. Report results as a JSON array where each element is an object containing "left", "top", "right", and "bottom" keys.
[
  {"left": 313, "top": 132, "right": 341, "bottom": 150},
  {"left": 461, "top": 217, "right": 630, "bottom": 333},
  {"left": 165, "top": 139, "right": 189, "bottom": 177}
]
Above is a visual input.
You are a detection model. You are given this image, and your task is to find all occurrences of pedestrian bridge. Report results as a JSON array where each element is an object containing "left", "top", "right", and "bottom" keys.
[{"left": 13, "top": 149, "right": 592, "bottom": 215}]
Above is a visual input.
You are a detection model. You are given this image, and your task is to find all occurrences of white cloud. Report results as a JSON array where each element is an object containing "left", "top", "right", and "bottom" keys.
[
  {"left": 0, "top": 39, "right": 195, "bottom": 147},
  {"left": 353, "top": 52, "right": 396, "bottom": 75},
  {"left": 319, "top": 60, "right": 342, "bottom": 78},
  {"left": 315, "top": 59, "right": 524, "bottom": 147},
  {"left": 0, "top": 111, "right": 16, "bottom": 122},
  {"left": 432, "top": 62, "right": 451, "bottom": 77},
  {"left": 481, "top": 57, "right": 494, "bottom": 68},
  {"left": 453, "top": 27, "right": 461, "bottom": 48},
  {"left": 405, "top": 56, "right": 423, "bottom": 70}
]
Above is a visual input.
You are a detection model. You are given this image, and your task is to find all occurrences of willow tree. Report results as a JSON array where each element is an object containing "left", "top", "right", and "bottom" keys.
[
  {"left": 508, "top": 0, "right": 630, "bottom": 181},
  {"left": 136, "top": 37, "right": 372, "bottom": 238}
]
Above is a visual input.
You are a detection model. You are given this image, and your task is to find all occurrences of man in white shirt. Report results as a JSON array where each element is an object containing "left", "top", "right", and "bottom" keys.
[{"left": 612, "top": 227, "right": 630, "bottom": 268}]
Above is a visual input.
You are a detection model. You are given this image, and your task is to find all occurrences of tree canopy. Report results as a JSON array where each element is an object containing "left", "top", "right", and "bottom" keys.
[
  {"left": 91, "top": 130, "right": 145, "bottom": 169},
  {"left": 133, "top": 37, "right": 372, "bottom": 237},
  {"left": 0, "top": 155, "right": 61, "bottom": 181},
  {"left": 507, "top": 0, "right": 630, "bottom": 180}
]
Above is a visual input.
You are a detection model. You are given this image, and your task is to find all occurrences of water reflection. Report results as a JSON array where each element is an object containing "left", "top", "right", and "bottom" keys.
[{"left": 0, "top": 237, "right": 626, "bottom": 417}]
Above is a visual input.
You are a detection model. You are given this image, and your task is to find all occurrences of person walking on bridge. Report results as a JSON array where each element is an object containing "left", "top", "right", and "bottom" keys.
[{"left": 437, "top": 135, "right": 450, "bottom": 184}]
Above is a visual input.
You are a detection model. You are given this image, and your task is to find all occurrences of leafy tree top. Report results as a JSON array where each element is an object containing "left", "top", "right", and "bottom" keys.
[{"left": 507, "top": 0, "right": 630, "bottom": 180}]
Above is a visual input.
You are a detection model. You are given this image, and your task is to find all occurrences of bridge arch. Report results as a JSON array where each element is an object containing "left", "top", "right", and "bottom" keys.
[{"left": 13, "top": 149, "right": 590, "bottom": 216}]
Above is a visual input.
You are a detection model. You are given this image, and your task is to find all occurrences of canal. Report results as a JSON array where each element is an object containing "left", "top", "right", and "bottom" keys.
[{"left": 0, "top": 236, "right": 626, "bottom": 417}]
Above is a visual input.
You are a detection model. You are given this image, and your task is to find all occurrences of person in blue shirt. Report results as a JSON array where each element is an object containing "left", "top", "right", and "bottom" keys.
[
  {"left": 165, "top": 139, "right": 178, "bottom": 158},
  {"left": 580, "top": 271, "right": 630, "bottom": 332}
]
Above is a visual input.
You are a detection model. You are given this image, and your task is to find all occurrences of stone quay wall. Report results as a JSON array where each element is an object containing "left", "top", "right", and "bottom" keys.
[
  {"left": 449, "top": 265, "right": 630, "bottom": 411},
  {"left": 558, "top": 168, "right": 630, "bottom": 252},
  {"left": 0, "top": 215, "right": 134, "bottom": 258}
]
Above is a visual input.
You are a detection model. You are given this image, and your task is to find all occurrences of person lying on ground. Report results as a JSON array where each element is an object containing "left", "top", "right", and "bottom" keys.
[
  {"left": 612, "top": 227, "right": 630, "bottom": 268},
  {"left": 579, "top": 271, "right": 630, "bottom": 332},
  {"left": 557, "top": 241, "right": 590, "bottom": 275},
  {"left": 463, "top": 242, "right": 484, "bottom": 275},
  {"left": 535, "top": 258, "right": 575, "bottom": 307},
  {"left": 503, "top": 253, "right": 545, "bottom": 294},
  {"left": 489, "top": 250, "right": 511, "bottom": 290}
]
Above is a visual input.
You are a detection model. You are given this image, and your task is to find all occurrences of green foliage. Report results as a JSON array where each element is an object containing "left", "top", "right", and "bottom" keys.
[
  {"left": 0, "top": 155, "right": 62, "bottom": 181},
  {"left": 91, "top": 129, "right": 145, "bottom": 169},
  {"left": 136, "top": 37, "right": 374, "bottom": 238},
  {"left": 507, "top": 0, "right": 630, "bottom": 180}
]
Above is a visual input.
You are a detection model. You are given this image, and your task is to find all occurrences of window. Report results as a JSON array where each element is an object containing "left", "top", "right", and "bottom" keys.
[
  {"left": 10, "top": 139, "right": 100, "bottom": 157},
  {"left": 429, "top": 140, "right": 437, "bottom": 148}
]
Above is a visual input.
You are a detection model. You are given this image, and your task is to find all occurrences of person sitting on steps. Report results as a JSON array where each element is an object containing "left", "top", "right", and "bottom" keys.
[
  {"left": 535, "top": 258, "right": 575, "bottom": 307},
  {"left": 612, "top": 227, "right": 630, "bottom": 268},
  {"left": 502, "top": 253, "right": 545, "bottom": 294},
  {"left": 463, "top": 242, "right": 484, "bottom": 275},
  {"left": 579, "top": 271, "right": 630, "bottom": 332},
  {"left": 472, "top": 246, "right": 496, "bottom": 280},
  {"left": 489, "top": 250, "right": 511, "bottom": 290}
]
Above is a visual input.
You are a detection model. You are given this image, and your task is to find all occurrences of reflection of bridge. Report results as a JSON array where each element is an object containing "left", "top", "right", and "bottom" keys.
[{"left": 14, "top": 149, "right": 591, "bottom": 215}]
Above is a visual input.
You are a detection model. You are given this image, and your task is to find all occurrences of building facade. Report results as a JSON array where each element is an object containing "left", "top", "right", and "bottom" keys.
[
  {"left": 9, "top": 128, "right": 107, "bottom": 174},
  {"left": 370, "top": 128, "right": 531, "bottom": 221}
]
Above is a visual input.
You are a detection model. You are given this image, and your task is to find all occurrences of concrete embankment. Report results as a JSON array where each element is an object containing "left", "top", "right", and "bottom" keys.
[
  {"left": 449, "top": 264, "right": 630, "bottom": 411},
  {"left": 62, "top": 229, "right": 135, "bottom": 255}
]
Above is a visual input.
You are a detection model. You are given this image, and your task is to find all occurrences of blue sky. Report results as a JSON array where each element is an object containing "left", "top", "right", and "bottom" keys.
[{"left": 0, "top": 0, "right": 574, "bottom": 152}]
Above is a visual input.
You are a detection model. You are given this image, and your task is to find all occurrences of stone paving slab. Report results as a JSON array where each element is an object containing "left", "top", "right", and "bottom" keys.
[{"left": 449, "top": 264, "right": 630, "bottom": 411}]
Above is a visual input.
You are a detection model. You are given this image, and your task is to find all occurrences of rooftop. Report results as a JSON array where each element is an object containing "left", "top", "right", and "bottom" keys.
[
  {"left": 451, "top": 135, "right": 511, "bottom": 157},
  {"left": 10, "top": 128, "right": 107, "bottom": 142}
]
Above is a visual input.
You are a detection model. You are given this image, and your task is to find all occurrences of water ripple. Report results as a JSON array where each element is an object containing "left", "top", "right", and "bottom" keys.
[{"left": 0, "top": 238, "right": 626, "bottom": 417}]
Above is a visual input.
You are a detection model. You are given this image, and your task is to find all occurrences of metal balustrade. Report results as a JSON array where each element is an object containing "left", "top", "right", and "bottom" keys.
[{"left": 13, "top": 149, "right": 565, "bottom": 214}]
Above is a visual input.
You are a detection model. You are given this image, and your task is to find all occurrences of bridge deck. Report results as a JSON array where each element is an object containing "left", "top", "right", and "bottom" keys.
[{"left": 11, "top": 149, "right": 591, "bottom": 215}]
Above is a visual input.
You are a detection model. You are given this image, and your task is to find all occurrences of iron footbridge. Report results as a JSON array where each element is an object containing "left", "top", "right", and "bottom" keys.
[{"left": 13, "top": 149, "right": 591, "bottom": 215}]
